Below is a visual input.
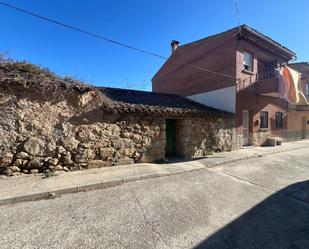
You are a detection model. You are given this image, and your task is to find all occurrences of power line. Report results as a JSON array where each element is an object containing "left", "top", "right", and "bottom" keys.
[
  {"left": 0, "top": 1, "right": 166, "bottom": 60},
  {"left": 0, "top": 1, "right": 236, "bottom": 80}
]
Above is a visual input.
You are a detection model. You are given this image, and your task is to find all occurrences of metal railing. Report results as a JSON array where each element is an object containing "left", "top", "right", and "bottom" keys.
[
  {"left": 256, "top": 68, "right": 276, "bottom": 81},
  {"left": 296, "top": 105, "right": 309, "bottom": 111},
  {"left": 237, "top": 68, "right": 277, "bottom": 92}
]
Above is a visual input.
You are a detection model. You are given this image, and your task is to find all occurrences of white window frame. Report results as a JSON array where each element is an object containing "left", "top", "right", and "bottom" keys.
[{"left": 243, "top": 51, "right": 253, "bottom": 72}]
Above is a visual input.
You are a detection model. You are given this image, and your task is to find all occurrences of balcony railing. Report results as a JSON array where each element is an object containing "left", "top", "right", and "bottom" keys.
[
  {"left": 237, "top": 68, "right": 277, "bottom": 92},
  {"left": 256, "top": 68, "right": 276, "bottom": 81},
  {"left": 296, "top": 105, "right": 309, "bottom": 111}
]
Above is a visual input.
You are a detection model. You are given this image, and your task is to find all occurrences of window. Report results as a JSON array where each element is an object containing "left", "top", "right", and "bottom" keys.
[
  {"left": 243, "top": 51, "right": 253, "bottom": 71},
  {"left": 306, "top": 82, "right": 309, "bottom": 96},
  {"left": 275, "top": 112, "right": 283, "bottom": 129},
  {"left": 260, "top": 111, "right": 268, "bottom": 129}
]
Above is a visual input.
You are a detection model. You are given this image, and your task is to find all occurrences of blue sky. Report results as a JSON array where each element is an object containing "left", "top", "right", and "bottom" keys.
[{"left": 0, "top": 0, "right": 308, "bottom": 91}]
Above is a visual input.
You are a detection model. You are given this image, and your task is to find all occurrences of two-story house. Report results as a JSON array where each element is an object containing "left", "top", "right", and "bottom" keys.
[
  {"left": 152, "top": 25, "right": 306, "bottom": 146},
  {"left": 288, "top": 62, "right": 309, "bottom": 140}
]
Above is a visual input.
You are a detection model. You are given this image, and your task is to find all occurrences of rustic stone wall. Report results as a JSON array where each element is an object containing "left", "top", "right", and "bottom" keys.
[
  {"left": 251, "top": 131, "right": 270, "bottom": 146},
  {"left": 0, "top": 90, "right": 166, "bottom": 176},
  {"left": 191, "top": 117, "right": 238, "bottom": 156},
  {"left": 0, "top": 60, "right": 240, "bottom": 176},
  {"left": 251, "top": 130, "right": 288, "bottom": 146},
  {"left": 174, "top": 117, "right": 239, "bottom": 158},
  {"left": 0, "top": 89, "right": 239, "bottom": 176}
]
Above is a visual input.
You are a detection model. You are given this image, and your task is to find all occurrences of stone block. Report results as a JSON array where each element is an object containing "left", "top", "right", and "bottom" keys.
[
  {"left": 15, "top": 152, "right": 29, "bottom": 160},
  {"left": 112, "top": 137, "right": 124, "bottom": 149},
  {"left": 99, "top": 147, "right": 115, "bottom": 159},
  {"left": 87, "top": 160, "right": 113, "bottom": 169},
  {"left": 116, "top": 157, "right": 134, "bottom": 165},
  {"left": 1, "top": 152, "right": 14, "bottom": 167},
  {"left": 119, "top": 148, "right": 135, "bottom": 157},
  {"left": 132, "top": 133, "right": 141, "bottom": 143},
  {"left": 26, "top": 157, "right": 43, "bottom": 169}
]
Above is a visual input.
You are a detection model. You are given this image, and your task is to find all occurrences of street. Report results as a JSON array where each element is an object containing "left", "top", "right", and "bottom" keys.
[{"left": 1, "top": 148, "right": 309, "bottom": 249}]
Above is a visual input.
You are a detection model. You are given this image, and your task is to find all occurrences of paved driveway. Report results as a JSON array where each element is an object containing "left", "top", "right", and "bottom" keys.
[{"left": 1, "top": 148, "right": 309, "bottom": 249}]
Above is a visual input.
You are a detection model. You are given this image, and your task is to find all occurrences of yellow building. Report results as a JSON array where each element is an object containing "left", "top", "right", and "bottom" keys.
[{"left": 288, "top": 62, "right": 309, "bottom": 140}]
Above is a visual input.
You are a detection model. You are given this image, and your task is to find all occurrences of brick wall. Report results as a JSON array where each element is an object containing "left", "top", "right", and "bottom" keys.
[
  {"left": 235, "top": 39, "right": 290, "bottom": 145},
  {"left": 152, "top": 29, "right": 238, "bottom": 96},
  {"left": 236, "top": 90, "right": 288, "bottom": 145},
  {"left": 152, "top": 28, "right": 293, "bottom": 146}
]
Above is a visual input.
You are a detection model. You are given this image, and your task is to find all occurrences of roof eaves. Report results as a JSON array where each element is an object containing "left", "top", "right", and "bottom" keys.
[
  {"left": 241, "top": 25, "right": 296, "bottom": 57},
  {"left": 289, "top": 61, "right": 309, "bottom": 65}
]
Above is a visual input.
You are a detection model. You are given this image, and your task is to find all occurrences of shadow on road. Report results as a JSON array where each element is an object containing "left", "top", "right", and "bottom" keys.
[{"left": 194, "top": 180, "right": 309, "bottom": 249}]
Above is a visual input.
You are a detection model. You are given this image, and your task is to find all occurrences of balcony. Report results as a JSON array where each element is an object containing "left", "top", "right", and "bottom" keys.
[
  {"left": 256, "top": 76, "right": 278, "bottom": 96},
  {"left": 256, "top": 68, "right": 276, "bottom": 81},
  {"left": 237, "top": 68, "right": 279, "bottom": 96},
  {"left": 289, "top": 104, "right": 309, "bottom": 111}
]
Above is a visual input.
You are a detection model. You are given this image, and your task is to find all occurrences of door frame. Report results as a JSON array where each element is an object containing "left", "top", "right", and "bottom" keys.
[
  {"left": 165, "top": 119, "right": 176, "bottom": 156},
  {"left": 242, "top": 110, "right": 250, "bottom": 146}
]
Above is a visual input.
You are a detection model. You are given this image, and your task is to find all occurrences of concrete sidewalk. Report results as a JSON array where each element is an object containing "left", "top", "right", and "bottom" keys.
[
  {"left": 199, "top": 140, "right": 309, "bottom": 167},
  {"left": 1, "top": 140, "right": 309, "bottom": 206}
]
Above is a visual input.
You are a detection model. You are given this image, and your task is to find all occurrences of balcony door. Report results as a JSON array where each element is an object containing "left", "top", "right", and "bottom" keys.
[{"left": 243, "top": 110, "right": 249, "bottom": 146}]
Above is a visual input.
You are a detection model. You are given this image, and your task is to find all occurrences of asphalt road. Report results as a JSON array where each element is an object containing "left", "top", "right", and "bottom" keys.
[{"left": 1, "top": 148, "right": 309, "bottom": 249}]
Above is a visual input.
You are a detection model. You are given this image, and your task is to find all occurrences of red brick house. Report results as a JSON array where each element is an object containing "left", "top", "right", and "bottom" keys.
[{"left": 152, "top": 25, "right": 306, "bottom": 146}]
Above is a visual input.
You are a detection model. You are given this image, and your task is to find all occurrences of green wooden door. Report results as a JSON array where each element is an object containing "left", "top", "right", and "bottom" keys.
[{"left": 165, "top": 119, "right": 176, "bottom": 156}]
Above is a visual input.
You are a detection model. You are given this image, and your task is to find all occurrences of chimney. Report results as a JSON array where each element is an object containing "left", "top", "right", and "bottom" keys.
[{"left": 171, "top": 40, "right": 180, "bottom": 54}]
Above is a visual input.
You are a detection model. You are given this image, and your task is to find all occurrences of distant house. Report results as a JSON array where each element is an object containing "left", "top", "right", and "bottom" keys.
[
  {"left": 288, "top": 62, "right": 309, "bottom": 140},
  {"left": 153, "top": 25, "right": 308, "bottom": 146}
]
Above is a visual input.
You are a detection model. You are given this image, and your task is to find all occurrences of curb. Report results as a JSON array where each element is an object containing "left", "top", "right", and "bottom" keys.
[
  {"left": 1, "top": 144, "right": 309, "bottom": 206},
  {"left": 204, "top": 145, "right": 309, "bottom": 168},
  {"left": 0, "top": 166, "right": 207, "bottom": 206},
  {"left": 0, "top": 171, "right": 181, "bottom": 206}
]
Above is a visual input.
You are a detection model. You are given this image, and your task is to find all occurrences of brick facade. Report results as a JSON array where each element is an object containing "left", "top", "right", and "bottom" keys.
[
  {"left": 235, "top": 39, "right": 290, "bottom": 145},
  {"left": 152, "top": 25, "right": 298, "bottom": 146},
  {"left": 152, "top": 29, "right": 237, "bottom": 96},
  {"left": 236, "top": 90, "right": 288, "bottom": 145}
]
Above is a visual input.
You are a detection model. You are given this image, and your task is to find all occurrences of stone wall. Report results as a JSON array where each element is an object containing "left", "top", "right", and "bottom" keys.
[
  {"left": 174, "top": 117, "right": 239, "bottom": 158},
  {"left": 0, "top": 90, "right": 166, "bottom": 176},
  {"left": 0, "top": 88, "right": 239, "bottom": 176},
  {"left": 251, "top": 130, "right": 288, "bottom": 146}
]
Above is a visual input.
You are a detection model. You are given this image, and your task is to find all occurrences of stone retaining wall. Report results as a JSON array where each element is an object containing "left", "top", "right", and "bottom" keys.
[
  {"left": 0, "top": 90, "right": 238, "bottom": 176},
  {"left": 251, "top": 130, "right": 288, "bottom": 146},
  {"left": 175, "top": 118, "right": 238, "bottom": 158}
]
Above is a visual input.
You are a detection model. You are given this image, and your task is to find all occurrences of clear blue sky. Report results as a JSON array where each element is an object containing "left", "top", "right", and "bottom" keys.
[{"left": 0, "top": 0, "right": 308, "bottom": 91}]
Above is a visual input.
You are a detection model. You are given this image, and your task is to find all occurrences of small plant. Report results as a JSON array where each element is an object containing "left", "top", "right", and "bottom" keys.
[
  {"left": 43, "top": 171, "right": 56, "bottom": 179},
  {"left": 207, "top": 150, "right": 214, "bottom": 156}
]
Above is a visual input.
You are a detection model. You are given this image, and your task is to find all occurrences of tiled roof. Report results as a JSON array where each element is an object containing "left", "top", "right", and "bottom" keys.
[
  {"left": 0, "top": 59, "right": 233, "bottom": 118},
  {"left": 99, "top": 87, "right": 233, "bottom": 117},
  {"left": 178, "top": 25, "right": 295, "bottom": 57},
  {"left": 241, "top": 25, "right": 295, "bottom": 57},
  {"left": 289, "top": 62, "right": 309, "bottom": 65},
  {"left": 289, "top": 62, "right": 309, "bottom": 75}
]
